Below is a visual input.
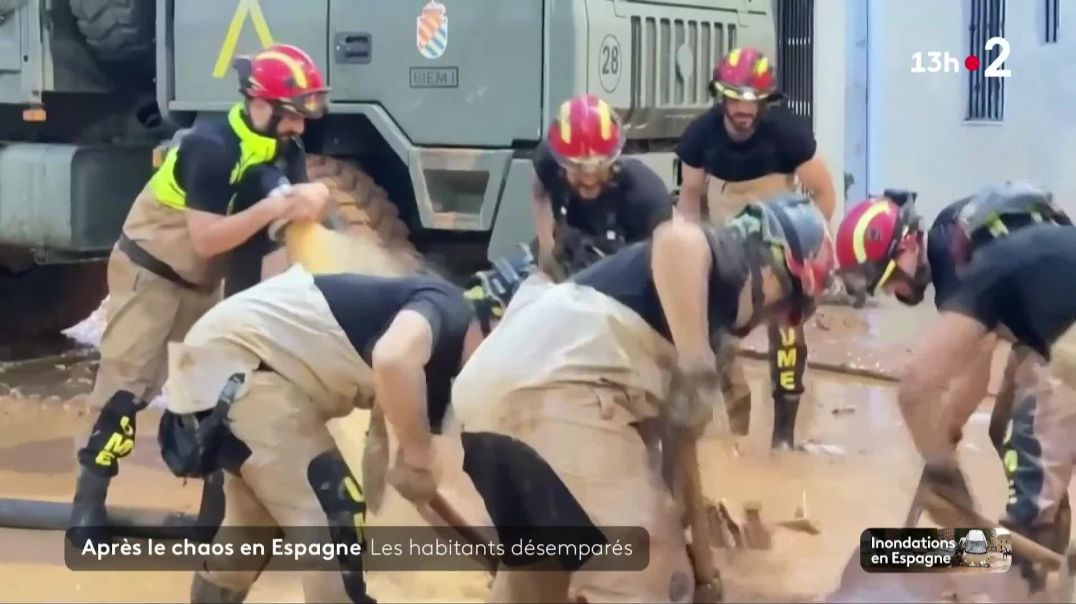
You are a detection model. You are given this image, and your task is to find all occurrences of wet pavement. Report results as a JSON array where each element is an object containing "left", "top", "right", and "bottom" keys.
[
  {"left": 0, "top": 300, "right": 1066, "bottom": 602},
  {"left": 741, "top": 298, "right": 1014, "bottom": 396}
]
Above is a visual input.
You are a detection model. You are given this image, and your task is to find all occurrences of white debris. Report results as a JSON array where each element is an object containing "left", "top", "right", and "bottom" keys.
[
  {"left": 62, "top": 297, "right": 168, "bottom": 409},
  {"left": 801, "top": 440, "right": 847, "bottom": 457},
  {"left": 63, "top": 298, "right": 108, "bottom": 347}
]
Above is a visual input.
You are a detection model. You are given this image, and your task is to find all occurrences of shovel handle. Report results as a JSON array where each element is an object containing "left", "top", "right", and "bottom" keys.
[
  {"left": 680, "top": 440, "right": 717, "bottom": 584},
  {"left": 920, "top": 491, "right": 1065, "bottom": 570},
  {"left": 415, "top": 492, "right": 499, "bottom": 575}
]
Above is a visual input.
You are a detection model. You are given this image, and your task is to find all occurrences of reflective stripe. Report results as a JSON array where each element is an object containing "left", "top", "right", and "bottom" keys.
[
  {"left": 850, "top": 202, "right": 890, "bottom": 263},
  {"left": 146, "top": 103, "right": 278, "bottom": 212},
  {"left": 559, "top": 102, "right": 572, "bottom": 144},
  {"left": 985, "top": 214, "right": 1008, "bottom": 237},
  {"left": 256, "top": 50, "right": 309, "bottom": 89},
  {"left": 598, "top": 101, "right": 613, "bottom": 140}
]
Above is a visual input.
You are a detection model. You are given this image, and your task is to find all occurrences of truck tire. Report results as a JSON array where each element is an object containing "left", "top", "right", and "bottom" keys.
[
  {"left": 0, "top": 261, "right": 107, "bottom": 341},
  {"left": 68, "top": 0, "right": 154, "bottom": 64},
  {"left": 305, "top": 155, "right": 422, "bottom": 270}
]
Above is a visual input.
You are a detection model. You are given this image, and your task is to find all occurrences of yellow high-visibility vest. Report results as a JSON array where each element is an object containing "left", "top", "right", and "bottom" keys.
[{"left": 148, "top": 103, "right": 279, "bottom": 212}]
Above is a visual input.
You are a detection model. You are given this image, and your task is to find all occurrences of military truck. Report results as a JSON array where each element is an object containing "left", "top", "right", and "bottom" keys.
[{"left": 0, "top": 0, "right": 776, "bottom": 338}]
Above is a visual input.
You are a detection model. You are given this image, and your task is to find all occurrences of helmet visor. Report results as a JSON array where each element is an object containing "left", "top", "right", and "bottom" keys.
[
  {"left": 714, "top": 81, "right": 782, "bottom": 103},
  {"left": 552, "top": 148, "right": 621, "bottom": 174},
  {"left": 279, "top": 90, "right": 328, "bottom": 119}
]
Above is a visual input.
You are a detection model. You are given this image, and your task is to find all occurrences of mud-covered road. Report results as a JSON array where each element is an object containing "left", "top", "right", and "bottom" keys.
[{"left": 0, "top": 301, "right": 1067, "bottom": 603}]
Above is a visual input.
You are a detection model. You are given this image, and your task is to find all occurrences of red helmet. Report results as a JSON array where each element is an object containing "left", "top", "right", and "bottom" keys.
[
  {"left": 234, "top": 44, "right": 329, "bottom": 118},
  {"left": 711, "top": 47, "right": 779, "bottom": 102},
  {"left": 547, "top": 94, "right": 625, "bottom": 171},
  {"left": 834, "top": 194, "right": 921, "bottom": 295}
]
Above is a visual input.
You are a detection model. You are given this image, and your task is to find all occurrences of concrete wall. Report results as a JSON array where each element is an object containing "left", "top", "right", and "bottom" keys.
[{"left": 864, "top": 0, "right": 1076, "bottom": 223}]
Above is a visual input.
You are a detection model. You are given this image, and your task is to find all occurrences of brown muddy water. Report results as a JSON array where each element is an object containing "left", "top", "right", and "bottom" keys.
[{"left": 0, "top": 353, "right": 1063, "bottom": 603}]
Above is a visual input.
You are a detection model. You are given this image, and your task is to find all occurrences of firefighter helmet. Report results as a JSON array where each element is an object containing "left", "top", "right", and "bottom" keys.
[
  {"left": 547, "top": 94, "right": 625, "bottom": 171},
  {"left": 711, "top": 47, "right": 780, "bottom": 102},
  {"left": 234, "top": 44, "right": 329, "bottom": 118}
]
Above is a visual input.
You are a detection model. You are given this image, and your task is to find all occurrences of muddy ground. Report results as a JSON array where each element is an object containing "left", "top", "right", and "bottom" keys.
[{"left": 0, "top": 299, "right": 1066, "bottom": 603}]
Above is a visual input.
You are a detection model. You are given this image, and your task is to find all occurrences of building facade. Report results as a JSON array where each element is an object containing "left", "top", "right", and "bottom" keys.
[{"left": 804, "top": 0, "right": 1071, "bottom": 224}]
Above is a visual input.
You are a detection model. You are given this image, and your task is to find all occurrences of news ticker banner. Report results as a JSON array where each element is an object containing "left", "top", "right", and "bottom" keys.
[
  {"left": 65, "top": 525, "right": 648, "bottom": 572},
  {"left": 860, "top": 528, "right": 1012, "bottom": 573}
]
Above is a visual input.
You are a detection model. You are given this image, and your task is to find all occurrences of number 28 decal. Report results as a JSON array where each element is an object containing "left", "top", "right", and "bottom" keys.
[{"left": 598, "top": 35, "right": 622, "bottom": 93}]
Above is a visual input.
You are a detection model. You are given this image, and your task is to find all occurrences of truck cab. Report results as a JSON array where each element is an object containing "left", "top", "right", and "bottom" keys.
[{"left": 0, "top": 0, "right": 777, "bottom": 337}]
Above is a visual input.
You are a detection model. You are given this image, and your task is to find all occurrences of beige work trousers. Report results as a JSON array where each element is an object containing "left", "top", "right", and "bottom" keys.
[
  {"left": 1000, "top": 345, "right": 1076, "bottom": 538},
  {"left": 197, "top": 371, "right": 368, "bottom": 603},
  {"left": 704, "top": 174, "right": 802, "bottom": 436},
  {"left": 467, "top": 385, "right": 692, "bottom": 604},
  {"left": 77, "top": 249, "right": 219, "bottom": 472}
]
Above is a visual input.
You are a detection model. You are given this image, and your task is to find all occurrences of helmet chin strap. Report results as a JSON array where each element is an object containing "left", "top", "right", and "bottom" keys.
[{"left": 729, "top": 240, "right": 802, "bottom": 337}]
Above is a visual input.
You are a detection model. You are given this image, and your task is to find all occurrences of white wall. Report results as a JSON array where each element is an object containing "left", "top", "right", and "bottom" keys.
[
  {"left": 866, "top": 0, "right": 1076, "bottom": 223},
  {"left": 812, "top": 0, "right": 847, "bottom": 224}
]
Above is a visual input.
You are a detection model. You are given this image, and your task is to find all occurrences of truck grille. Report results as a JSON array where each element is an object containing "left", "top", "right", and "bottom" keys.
[{"left": 629, "top": 15, "right": 738, "bottom": 110}]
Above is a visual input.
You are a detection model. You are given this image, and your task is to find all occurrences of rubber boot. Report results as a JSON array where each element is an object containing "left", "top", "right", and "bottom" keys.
[
  {"left": 771, "top": 394, "right": 801, "bottom": 450},
  {"left": 190, "top": 573, "right": 249, "bottom": 604},
  {"left": 68, "top": 466, "right": 112, "bottom": 548}
]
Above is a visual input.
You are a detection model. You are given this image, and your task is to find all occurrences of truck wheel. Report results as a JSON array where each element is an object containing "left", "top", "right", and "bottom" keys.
[
  {"left": 68, "top": 0, "right": 155, "bottom": 64},
  {"left": 305, "top": 155, "right": 422, "bottom": 270},
  {"left": 0, "top": 261, "right": 107, "bottom": 341}
]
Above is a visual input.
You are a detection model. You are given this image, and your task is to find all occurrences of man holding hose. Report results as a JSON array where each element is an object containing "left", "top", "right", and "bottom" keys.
[{"left": 70, "top": 44, "right": 331, "bottom": 543}]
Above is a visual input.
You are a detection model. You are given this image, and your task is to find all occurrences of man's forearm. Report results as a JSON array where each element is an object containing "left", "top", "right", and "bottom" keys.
[
  {"left": 651, "top": 221, "right": 714, "bottom": 366},
  {"left": 942, "top": 340, "right": 995, "bottom": 440},
  {"left": 531, "top": 195, "right": 556, "bottom": 250},
  {"left": 898, "top": 384, "right": 953, "bottom": 463},
  {"left": 190, "top": 198, "right": 278, "bottom": 258},
  {"left": 374, "top": 363, "right": 432, "bottom": 466},
  {"left": 810, "top": 186, "right": 836, "bottom": 222},
  {"left": 677, "top": 189, "right": 704, "bottom": 222}
]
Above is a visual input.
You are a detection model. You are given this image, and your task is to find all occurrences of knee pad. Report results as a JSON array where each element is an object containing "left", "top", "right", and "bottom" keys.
[
  {"left": 78, "top": 390, "right": 142, "bottom": 477},
  {"left": 307, "top": 450, "right": 373, "bottom": 604}
]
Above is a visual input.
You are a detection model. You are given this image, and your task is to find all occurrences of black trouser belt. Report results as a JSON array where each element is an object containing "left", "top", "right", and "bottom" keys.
[{"left": 117, "top": 234, "right": 211, "bottom": 293}]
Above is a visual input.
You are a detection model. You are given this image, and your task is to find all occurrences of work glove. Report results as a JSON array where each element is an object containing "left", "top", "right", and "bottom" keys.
[
  {"left": 667, "top": 365, "right": 727, "bottom": 439},
  {"left": 387, "top": 451, "right": 437, "bottom": 506},
  {"left": 537, "top": 248, "right": 567, "bottom": 282}
]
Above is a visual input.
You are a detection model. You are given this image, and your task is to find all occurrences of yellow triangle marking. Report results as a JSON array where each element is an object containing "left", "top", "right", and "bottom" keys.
[{"left": 212, "top": 0, "right": 275, "bottom": 79}]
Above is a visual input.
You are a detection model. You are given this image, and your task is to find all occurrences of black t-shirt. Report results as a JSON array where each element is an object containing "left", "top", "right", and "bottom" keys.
[
  {"left": 313, "top": 273, "right": 474, "bottom": 432},
  {"left": 532, "top": 142, "right": 672, "bottom": 243},
  {"left": 942, "top": 224, "right": 1076, "bottom": 359},
  {"left": 571, "top": 227, "right": 748, "bottom": 341},
  {"left": 176, "top": 112, "right": 308, "bottom": 216},
  {"left": 927, "top": 197, "right": 972, "bottom": 309},
  {"left": 676, "top": 105, "right": 817, "bottom": 181}
]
